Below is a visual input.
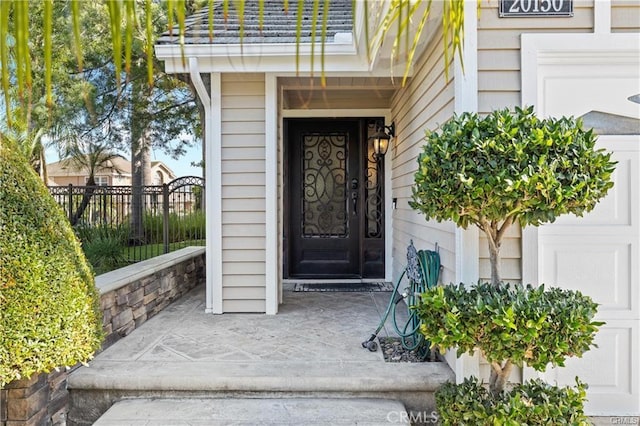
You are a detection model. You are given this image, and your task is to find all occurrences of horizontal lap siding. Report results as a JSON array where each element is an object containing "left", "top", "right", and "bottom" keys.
[
  {"left": 612, "top": 0, "right": 640, "bottom": 32},
  {"left": 221, "top": 73, "right": 266, "bottom": 312},
  {"left": 477, "top": 0, "right": 594, "bottom": 284},
  {"left": 390, "top": 28, "right": 457, "bottom": 286}
]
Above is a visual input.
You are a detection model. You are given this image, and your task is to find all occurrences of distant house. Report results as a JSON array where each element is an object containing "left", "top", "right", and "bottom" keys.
[{"left": 47, "top": 157, "right": 177, "bottom": 187}]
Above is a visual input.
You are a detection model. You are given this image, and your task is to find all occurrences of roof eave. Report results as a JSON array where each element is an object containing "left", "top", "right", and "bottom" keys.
[{"left": 154, "top": 40, "right": 372, "bottom": 73}]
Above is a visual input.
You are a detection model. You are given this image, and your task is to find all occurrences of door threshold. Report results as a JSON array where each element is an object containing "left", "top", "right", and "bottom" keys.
[{"left": 282, "top": 279, "right": 385, "bottom": 284}]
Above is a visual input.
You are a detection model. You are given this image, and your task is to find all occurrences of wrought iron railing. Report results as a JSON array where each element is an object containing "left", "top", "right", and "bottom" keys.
[{"left": 49, "top": 176, "right": 205, "bottom": 266}]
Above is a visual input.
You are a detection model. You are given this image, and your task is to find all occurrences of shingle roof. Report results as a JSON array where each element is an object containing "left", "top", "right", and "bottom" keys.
[{"left": 156, "top": 1, "right": 353, "bottom": 45}]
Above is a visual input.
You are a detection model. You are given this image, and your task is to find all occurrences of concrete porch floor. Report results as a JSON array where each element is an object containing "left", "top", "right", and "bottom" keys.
[{"left": 68, "top": 284, "right": 453, "bottom": 425}]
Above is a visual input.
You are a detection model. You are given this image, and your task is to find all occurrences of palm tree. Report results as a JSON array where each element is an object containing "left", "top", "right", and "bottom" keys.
[
  {"left": 0, "top": 112, "right": 48, "bottom": 183},
  {"left": 61, "top": 141, "right": 124, "bottom": 225}
]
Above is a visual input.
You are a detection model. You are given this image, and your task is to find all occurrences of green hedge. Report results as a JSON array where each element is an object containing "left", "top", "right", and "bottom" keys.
[
  {"left": 436, "top": 377, "right": 590, "bottom": 425},
  {"left": 0, "top": 138, "right": 103, "bottom": 386},
  {"left": 142, "top": 211, "right": 205, "bottom": 244}
]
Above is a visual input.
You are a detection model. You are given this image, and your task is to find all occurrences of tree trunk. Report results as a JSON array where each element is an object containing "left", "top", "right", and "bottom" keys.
[
  {"left": 130, "top": 127, "right": 152, "bottom": 244},
  {"left": 71, "top": 188, "right": 96, "bottom": 226},
  {"left": 489, "top": 360, "right": 514, "bottom": 394},
  {"left": 129, "top": 82, "right": 153, "bottom": 245},
  {"left": 487, "top": 237, "right": 501, "bottom": 285},
  {"left": 481, "top": 227, "right": 502, "bottom": 285},
  {"left": 71, "top": 176, "right": 96, "bottom": 226}
]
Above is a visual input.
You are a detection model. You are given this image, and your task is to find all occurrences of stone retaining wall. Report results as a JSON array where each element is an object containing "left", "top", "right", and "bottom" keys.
[{"left": 0, "top": 247, "right": 205, "bottom": 426}]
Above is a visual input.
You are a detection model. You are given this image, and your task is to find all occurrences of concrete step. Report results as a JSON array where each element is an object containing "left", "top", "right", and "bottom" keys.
[
  {"left": 68, "top": 360, "right": 452, "bottom": 425},
  {"left": 93, "top": 398, "right": 411, "bottom": 425}
]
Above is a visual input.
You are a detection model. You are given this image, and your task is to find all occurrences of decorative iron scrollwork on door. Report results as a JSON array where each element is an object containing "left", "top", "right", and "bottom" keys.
[
  {"left": 365, "top": 121, "right": 384, "bottom": 238},
  {"left": 301, "top": 132, "right": 349, "bottom": 238}
]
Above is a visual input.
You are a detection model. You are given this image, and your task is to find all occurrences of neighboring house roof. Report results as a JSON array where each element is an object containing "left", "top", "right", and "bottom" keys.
[
  {"left": 156, "top": 0, "right": 353, "bottom": 45},
  {"left": 151, "top": 161, "right": 178, "bottom": 181}
]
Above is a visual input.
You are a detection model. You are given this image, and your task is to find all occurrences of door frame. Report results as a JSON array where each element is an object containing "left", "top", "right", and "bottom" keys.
[{"left": 280, "top": 109, "right": 393, "bottom": 283}]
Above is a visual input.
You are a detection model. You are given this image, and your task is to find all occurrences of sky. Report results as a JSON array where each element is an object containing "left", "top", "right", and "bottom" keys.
[{"left": 151, "top": 143, "right": 203, "bottom": 178}]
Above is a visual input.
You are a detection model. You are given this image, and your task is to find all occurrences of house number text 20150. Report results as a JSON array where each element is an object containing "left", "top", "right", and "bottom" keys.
[{"left": 499, "top": 0, "right": 573, "bottom": 17}]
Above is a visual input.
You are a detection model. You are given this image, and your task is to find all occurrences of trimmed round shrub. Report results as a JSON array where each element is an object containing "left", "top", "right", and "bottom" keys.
[
  {"left": 415, "top": 282, "right": 602, "bottom": 370},
  {"left": 436, "top": 377, "right": 590, "bottom": 425},
  {"left": 0, "top": 138, "right": 103, "bottom": 386},
  {"left": 414, "top": 282, "right": 602, "bottom": 392}
]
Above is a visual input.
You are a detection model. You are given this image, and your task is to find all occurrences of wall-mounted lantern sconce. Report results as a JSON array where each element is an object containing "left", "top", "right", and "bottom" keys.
[{"left": 370, "top": 120, "right": 395, "bottom": 159}]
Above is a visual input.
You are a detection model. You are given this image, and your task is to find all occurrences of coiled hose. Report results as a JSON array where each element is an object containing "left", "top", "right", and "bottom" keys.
[{"left": 361, "top": 243, "right": 440, "bottom": 360}]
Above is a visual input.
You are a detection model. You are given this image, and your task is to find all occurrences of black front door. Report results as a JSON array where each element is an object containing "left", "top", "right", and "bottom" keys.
[{"left": 285, "top": 118, "right": 385, "bottom": 279}]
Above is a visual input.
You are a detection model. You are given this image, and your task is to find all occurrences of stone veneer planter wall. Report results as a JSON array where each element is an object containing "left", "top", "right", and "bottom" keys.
[{"left": 0, "top": 247, "right": 206, "bottom": 426}]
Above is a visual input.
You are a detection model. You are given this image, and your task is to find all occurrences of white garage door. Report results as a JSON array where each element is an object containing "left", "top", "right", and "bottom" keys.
[
  {"left": 522, "top": 34, "right": 640, "bottom": 415},
  {"left": 536, "top": 136, "right": 639, "bottom": 415}
]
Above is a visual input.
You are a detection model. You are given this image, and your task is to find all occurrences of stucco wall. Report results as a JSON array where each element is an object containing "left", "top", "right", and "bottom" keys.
[
  {"left": 221, "top": 73, "right": 267, "bottom": 312},
  {"left": 389, "top": 27, "right": 457, "bottom": 286}
]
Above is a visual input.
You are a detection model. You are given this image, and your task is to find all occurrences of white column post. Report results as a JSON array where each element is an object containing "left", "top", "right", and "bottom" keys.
[
  {"left": 451, "top": 0, "right": 480, "bottom": 383},
  {"left": 188, "top": 60, "right": 222, "bottom": 314},
  {"left": 209, "top": 73, "right": 223, "bottom": 314},
  {"left": 265, "top": 73, "right": 279, "bottom": 315}
]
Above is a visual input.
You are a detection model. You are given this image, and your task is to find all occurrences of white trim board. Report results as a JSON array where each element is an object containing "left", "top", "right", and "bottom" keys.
[
  {"left": 209, "top": 73, "right": 223, "bottom": 314},
  {"left": 265, "top": 74, "right": 279, "bottom": 315}
]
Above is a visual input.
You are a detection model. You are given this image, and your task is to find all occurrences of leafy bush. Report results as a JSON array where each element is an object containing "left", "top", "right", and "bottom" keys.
[
  {"left": 436, "top": 377, "right": 590, "bottom": 425},
  {"left": 416, "top": 282, "right": 602, "bottom": 369},
  {"left": 75, "top": 224, "right": 129, "bottom": 274},
  {"left": 142, "top": 211, "right": 205, "bottom": 244},
  {"left": 0, "top": 138, "right": 103, "bottom": 386},
  {"left": 414, "top": 282, "right": 602, "bottom": 391}
]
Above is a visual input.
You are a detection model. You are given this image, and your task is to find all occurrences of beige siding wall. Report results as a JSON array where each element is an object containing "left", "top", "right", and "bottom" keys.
[
  {"left": 612, "top": 0, "right": 640, "bottom": 32},
  {"left": 479, "top": 227, "right": 522, "bottom": 283},
  {"left": 221, "top": 73, "right": 266, "bottom": 313},
  {"left": 390, "top": 30, "right": 457, "bottom": 285}
]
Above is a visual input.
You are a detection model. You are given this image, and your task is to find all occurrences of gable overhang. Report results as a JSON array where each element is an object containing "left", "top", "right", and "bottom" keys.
[{"left": 155, "top": 41, "right": 412, "bottom": 76}]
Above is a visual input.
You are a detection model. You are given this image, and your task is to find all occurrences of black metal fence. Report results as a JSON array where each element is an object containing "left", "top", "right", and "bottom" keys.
[{"left": 49, "top": 176, "right": 205, "bottom": 266}]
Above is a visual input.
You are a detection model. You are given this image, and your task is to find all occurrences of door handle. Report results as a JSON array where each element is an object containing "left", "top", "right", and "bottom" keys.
[{"left": 352, "top": 192, "right": 358, "bottom": 215}]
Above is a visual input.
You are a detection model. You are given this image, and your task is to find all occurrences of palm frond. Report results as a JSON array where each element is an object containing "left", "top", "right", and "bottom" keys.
[{"left": 0, "top": 0, "right": 472, "bottom": 124}]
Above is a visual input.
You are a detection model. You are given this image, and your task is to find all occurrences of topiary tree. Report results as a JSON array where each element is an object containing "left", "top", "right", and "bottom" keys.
[
  {"left": 410, "top": 106, "right": 616, "bottom": 285},
  {"left": 0, "top": 137, "right": 103, "bottom": 386},
  {"left": 409, "top": 106, "right": 615, "bottom": 422}
]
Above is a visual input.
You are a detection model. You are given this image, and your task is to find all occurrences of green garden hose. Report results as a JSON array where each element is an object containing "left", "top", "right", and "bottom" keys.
[{"left": 361, "top": 242, "right": 441, "bottom": 359}]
